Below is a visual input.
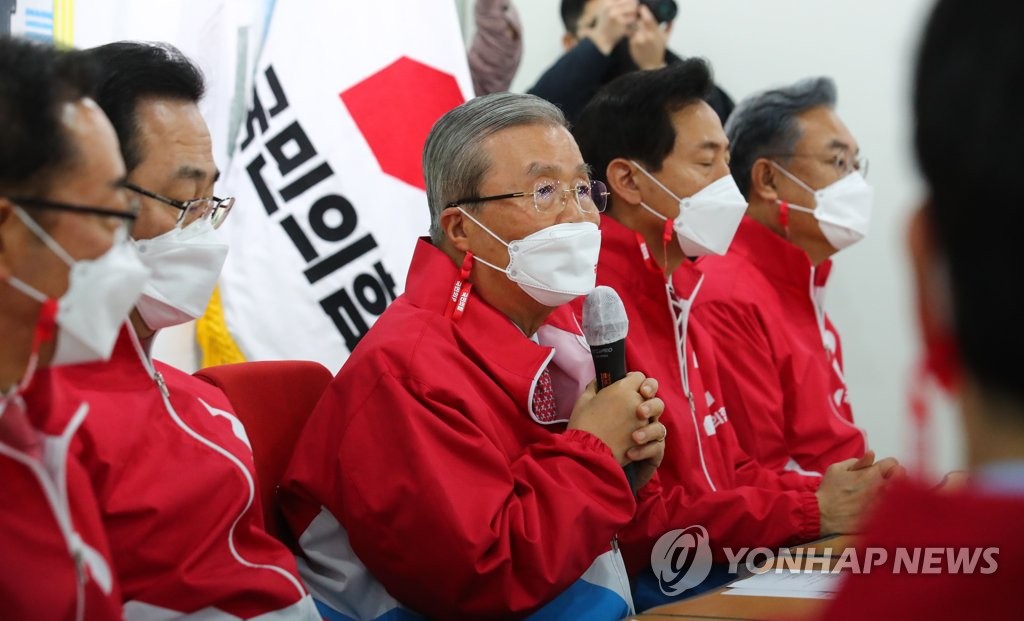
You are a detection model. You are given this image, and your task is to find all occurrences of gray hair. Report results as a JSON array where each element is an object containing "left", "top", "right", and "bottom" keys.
[
  {"left": 725, "top": 77, "right": 837, "bottom": 198},
  {"left": 423, "top": 92, "right": 568, "bottom": 245}
]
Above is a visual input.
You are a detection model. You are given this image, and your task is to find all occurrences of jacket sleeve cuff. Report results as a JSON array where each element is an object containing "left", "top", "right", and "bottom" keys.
[
  {"left": 798, "top": 490, "right": 822, "bottom": 540},
  {"left": 562, "top": 428, "right": 616, "bottom": 461},
  {"left": 561, "top": 429, "right": 637, "bottom": 501},
  {"left": 636, "top": 474, "right": 662, "bottom": 503}
]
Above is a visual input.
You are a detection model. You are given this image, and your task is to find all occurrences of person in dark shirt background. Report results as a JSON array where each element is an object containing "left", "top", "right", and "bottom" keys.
[{"left": 530, "top": 0, "right": 734, "bottom": 124}]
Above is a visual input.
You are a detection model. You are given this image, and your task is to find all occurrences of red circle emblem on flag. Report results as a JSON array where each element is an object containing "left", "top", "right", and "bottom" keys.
[{"left": 341, "top": 56, "right": 466, "bottom": 191}]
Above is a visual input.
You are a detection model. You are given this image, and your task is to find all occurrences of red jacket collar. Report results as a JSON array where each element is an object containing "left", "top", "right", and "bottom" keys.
[
  {"left": 724, "top": 216, "right": 833, "bottom": 290},
  {"left": 672, "top": 258, "right": 705, "bottom": 303},
  {"left": 402, "top": 238, "right": 555, "bottom": 385},
  {"left": 46, "top": 324, "right": 153, "bottom": 394},
  {"left": 598, "top": 214, "right": 704, "bottom": 302}
]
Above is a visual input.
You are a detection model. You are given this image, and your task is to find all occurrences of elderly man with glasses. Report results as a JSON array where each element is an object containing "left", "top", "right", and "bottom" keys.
[
  {"left": 693, "top": 77, "right": 876, "bottom": 478},
  {"left": 280, "top": 92, "right": 672, "bottom": 620},
  {"left": 39, "top": 41, "right": 320, "bottom": 618}
]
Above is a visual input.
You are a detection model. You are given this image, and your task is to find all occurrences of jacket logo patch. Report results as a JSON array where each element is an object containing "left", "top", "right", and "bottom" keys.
[{"left": 703, "top": 407, "right": 728, "bottom": 437}]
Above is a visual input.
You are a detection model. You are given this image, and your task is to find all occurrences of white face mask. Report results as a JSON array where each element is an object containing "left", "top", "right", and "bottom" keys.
[
  {"left": 457, "top": 207, "right": 601, "bottom": 307},
  {"left": 772, "top": 163, "right": 874, "bottom": 251},
  {"left": 132, "top": 217, "right": 229, "bottom": 331},
  {"left": 632, "top": 163, "right": 748, "bottom": 257},
  {"left": 6, "top": 207, "right": 150, "bottom": 366}
]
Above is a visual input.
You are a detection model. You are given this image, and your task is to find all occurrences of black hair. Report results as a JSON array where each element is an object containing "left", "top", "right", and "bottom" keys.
[
  {"left": 560, "top": 0, "right": 588, "bottom": 35},
  {"left": 0, "top": 36, "right": 96, "bottom": 196},
  {"left": 79, "top": 41, "right": 205, "bottom": 172},
  {"left": 914, "top": 0, "right": 1024, "bottom": 406},
  {"left": 573, "top": 58, "right": 713, "bottom": 207}
]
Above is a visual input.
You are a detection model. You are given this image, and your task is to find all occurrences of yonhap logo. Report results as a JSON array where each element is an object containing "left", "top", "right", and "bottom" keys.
[
  {"left": 651, "top": 525, "right": 713, "bottom": 596},
  {"left": 650, "top": 527, "right": 1000, "bottom": 600}
]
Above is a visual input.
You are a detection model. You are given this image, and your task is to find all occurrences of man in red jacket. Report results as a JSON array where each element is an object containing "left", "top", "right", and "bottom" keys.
[
  {"left": 573, "top": 59, "right": 899, "bottom": 608},
  {"left": 821, "top": 0, "right": 1024, "bottom": 617},
  {"left": 34, "top": 42, "right": 320, "bottom": 619},
  {"left": 280, "top": 92, "right": 671, "bottom": 620},
  {"left": 692, "top": 76, "right": 869, "bottom": 477},
  {"left": 0, "top": 37, "right": 134, "bottom": 620}
]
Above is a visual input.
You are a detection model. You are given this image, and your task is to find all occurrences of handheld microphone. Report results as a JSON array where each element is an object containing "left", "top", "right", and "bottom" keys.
[
  {"left": 583, "top": 286, "right": 629, "bottom": 390},
  {"left": 582, "top": 286, "right": 639, "bottom": 492}
]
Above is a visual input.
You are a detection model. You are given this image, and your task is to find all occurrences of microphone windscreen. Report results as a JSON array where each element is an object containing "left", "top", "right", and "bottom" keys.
[{"left": 582, "top": 286, "right": 629, "bottom": 347}]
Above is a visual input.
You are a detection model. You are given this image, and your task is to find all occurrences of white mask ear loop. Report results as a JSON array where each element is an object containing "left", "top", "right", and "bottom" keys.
[
  {"left": 631, "top": 160, "right": 684, "bottom": 204},
  {"left": 629, "top": 161, "right": 680, "bottom": 274},
  {"left": 13, "top": 206, "right": 76, "bottom": 265},
  {"left": 631, "top": 160, "right": 685, "bottom": 223},
  {"left": 638, "top": 201, "right": 669, "bottom": 222},
  {"left": 769, "top": 162, "right": 818, "bottom": 198},
  {"left": 5, "top": 210, "right": 67, "bottom": 395},
  {"left": 6, "top": 276, "right": 48, "bottom": 304},
  {"left": 769, "top": 163, "right": 818, "bottom": 240},
  {"left": 456, "top": 207, "right": 511, "bottom": 273},
  {"left": 3, "top": 274, "right": 56, "bottom": 397}
]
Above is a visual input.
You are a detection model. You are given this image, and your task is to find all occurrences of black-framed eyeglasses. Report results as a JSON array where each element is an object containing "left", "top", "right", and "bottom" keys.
[
  {"left": 125, "top": 182, "right": 235, "bottom": 229},
  {"left": 765, "top": 152, "right": 869, "bottom": 179},
  {"left": 447, "top": 179, "right": 609, "bottom": 214},
  {"left": 8, "top": 196, "right": 140, "bottom": 224}
]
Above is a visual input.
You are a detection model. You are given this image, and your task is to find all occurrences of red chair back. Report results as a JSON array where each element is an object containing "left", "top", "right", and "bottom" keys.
[{"left": 195, "top": 360, "right": 332, "bottom": 540}]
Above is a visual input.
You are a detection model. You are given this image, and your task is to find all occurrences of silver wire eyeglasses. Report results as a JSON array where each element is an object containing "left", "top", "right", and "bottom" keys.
[
  {"left": 125, "top": 182, "right": 235, "bottom": 229},
  {"left": 447, "top": 179, "right": 609, "bottom": 213},
  {"left": 765, "top": 152, "right": 869, "bottom": 179}
]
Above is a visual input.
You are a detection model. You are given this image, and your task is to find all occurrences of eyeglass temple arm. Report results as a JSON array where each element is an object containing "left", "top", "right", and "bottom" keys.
[
  {"left": 447, "top": 191, "right": 529, "bottom": 208},
  {"left": 125, "top": 183, "right": 188, "bottom": 210}
]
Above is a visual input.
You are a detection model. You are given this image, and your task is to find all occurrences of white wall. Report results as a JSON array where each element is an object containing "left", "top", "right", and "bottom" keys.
[{"left": 492, "top": 0, "right": 961, "bottom": 476}]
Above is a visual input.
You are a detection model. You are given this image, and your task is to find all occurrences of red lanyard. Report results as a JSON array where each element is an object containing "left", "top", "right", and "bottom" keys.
[
  {"left": 15, "top": 298, "right": 58, "bottom": 394},
  {"left": 445, "top": 251, "right": 474, "bottom": 322},
  {"left": 633, "top": 219, "right": 675, "bottom": 278}
]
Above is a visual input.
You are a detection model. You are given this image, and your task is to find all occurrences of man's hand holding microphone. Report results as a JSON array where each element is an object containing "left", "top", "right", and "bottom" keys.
[{"left": 568, "top": 286, "right": 665, "bottom": 492}]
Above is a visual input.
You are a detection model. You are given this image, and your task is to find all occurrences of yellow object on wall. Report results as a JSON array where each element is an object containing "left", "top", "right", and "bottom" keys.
[
  {"left": 196, "top": 285, "right": 248, "bottom": 369},
  {"left": 53, "top": 0, "right": 73, "bottom": 46}
]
